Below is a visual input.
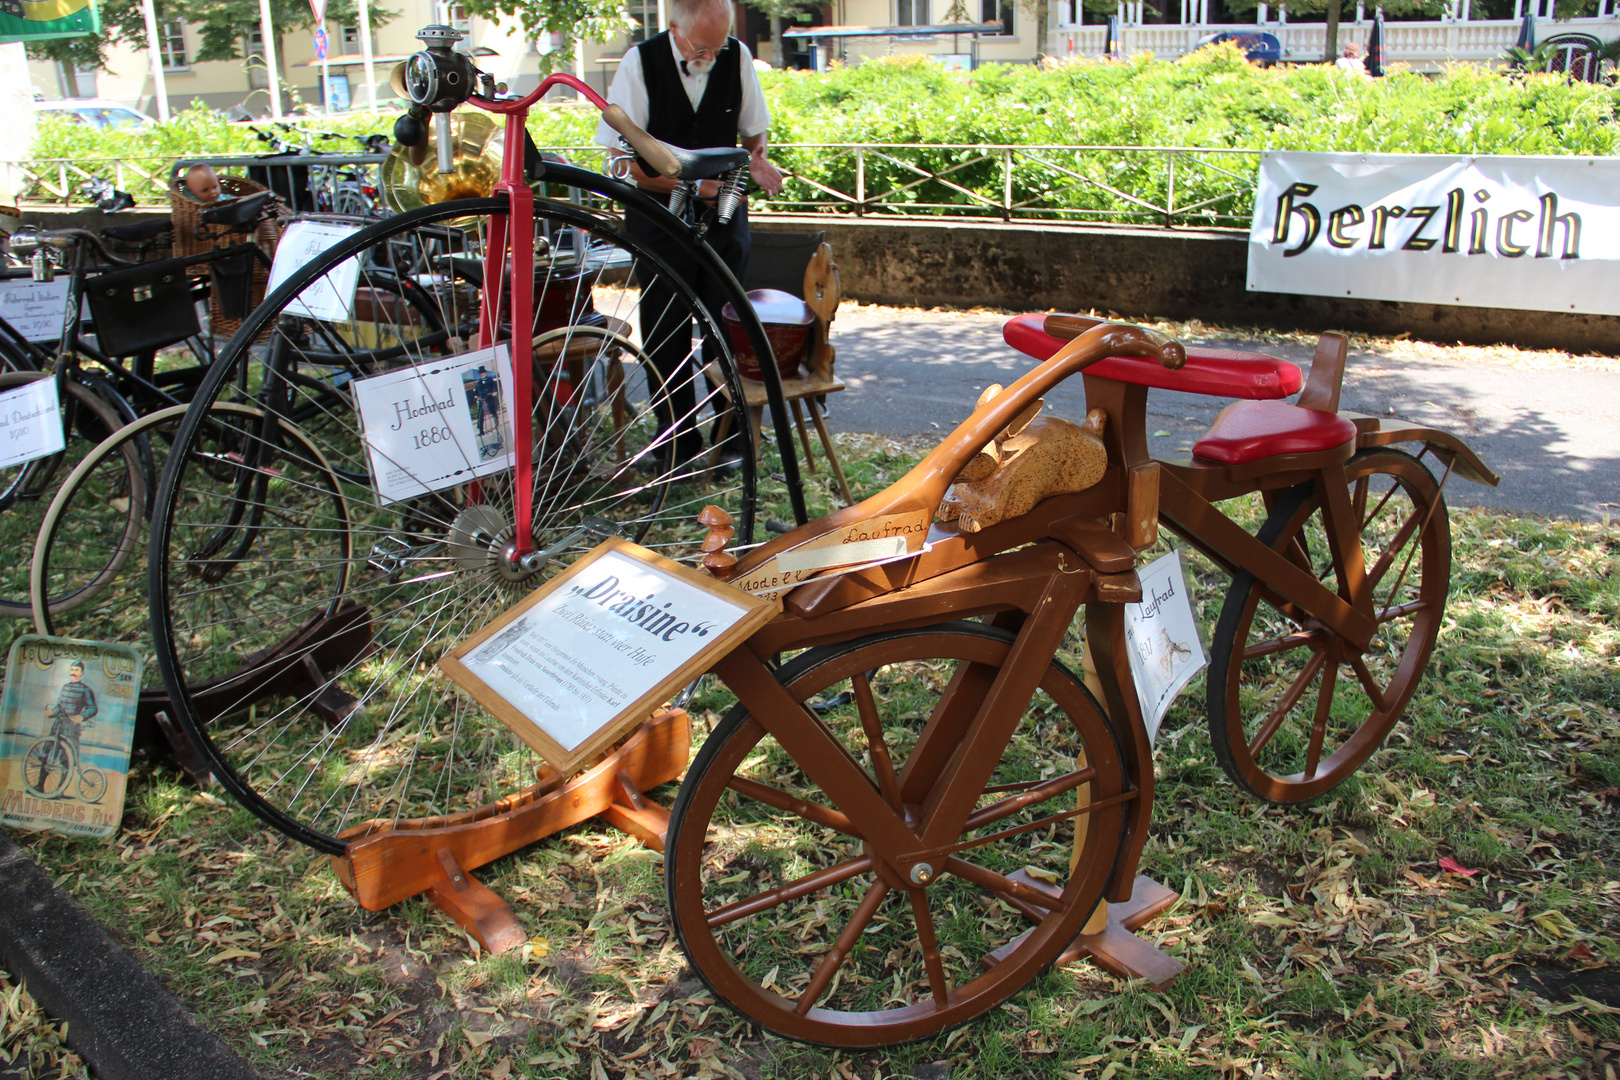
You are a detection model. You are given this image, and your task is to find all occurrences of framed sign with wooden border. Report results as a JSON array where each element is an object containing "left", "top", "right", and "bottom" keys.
[{"left": 439, "top": 537, "right": 777, "bottom": 773}]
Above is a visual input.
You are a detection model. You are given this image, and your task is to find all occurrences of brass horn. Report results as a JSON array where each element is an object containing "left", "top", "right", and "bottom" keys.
[{"left": 379, "top": 109, "right": 504, "bottom": 216}]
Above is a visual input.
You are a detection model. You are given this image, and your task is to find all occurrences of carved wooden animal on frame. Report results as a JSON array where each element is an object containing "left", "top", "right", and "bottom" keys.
[{"left": 938, "top": 385, "right": 1110, "bottom": 532}]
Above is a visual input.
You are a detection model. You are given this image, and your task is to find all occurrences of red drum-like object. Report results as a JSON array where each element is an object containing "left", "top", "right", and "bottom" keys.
[{"left": 722, "top": 288, "right": 814, "bottom": 381}]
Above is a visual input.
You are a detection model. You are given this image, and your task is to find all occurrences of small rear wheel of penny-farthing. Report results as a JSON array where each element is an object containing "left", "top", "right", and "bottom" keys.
[
  {"left": 665, "top": 622, "right": 1130, "bottom": 1047},
  {"left": 1207, "top": 448, "right": 1450, "bottom": 804}
]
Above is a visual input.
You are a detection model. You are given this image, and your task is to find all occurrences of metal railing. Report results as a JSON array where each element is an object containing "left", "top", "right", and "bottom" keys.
[
  {"left": 750, "top": 143, "right": 1263, "bottom": 228},
  {"left": 2, "top": 143, "right": 1263, "bottom": 230}
]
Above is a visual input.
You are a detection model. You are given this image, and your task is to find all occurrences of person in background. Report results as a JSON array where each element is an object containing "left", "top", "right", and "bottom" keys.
[
  {"left": 1336, "top": 42, "right": 1369, "bottom": 76},
  {"left": 594, "top": 0, "right": 785, "bottom": 472}
]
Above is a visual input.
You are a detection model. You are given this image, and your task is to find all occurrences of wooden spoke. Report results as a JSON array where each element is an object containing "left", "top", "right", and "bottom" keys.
[
  {"left": 728, "top": 775, "right": 857, "bottom": 836},
  {"left": 1247, "top": 645, "right": 1328, "bottom": 757},
  {"left": 852, "top": 670, "right": 902, "bottom": 811},
  {"left": 961, "top": 766, "right": 1097, "bottom": 832},
  {"left": 1346, "top": 652, "right": 1389, "bottom": 713},
  {"left": 910, "top": 890, "right": 951, "bottom": 1006},
  {"left": 1240, "top": 626, "right": 1325, "bottom": 662},
  {"left": 706, "top": 855, "right": 873, "bottom": 929},
  {"left": 795, "top": 880, "right": 890, "bottom": 1015},
  {"left": 943, "top": 856, "right": 1063, "bottom": 911},
  {"left": 1302, "top": 658, "right": 1339, "bottom": 779}
]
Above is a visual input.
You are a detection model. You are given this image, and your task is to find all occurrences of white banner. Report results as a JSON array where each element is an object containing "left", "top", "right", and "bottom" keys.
[{"left": 1248, "top": 152, "right": 1620, "bottom": 316}]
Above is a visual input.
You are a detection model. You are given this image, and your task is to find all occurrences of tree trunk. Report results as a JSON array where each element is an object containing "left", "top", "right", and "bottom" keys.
[
  {"left": 1035, "top": 0, "right": 1049, "bottom": 60},
  {"left": 1324, "top": 0, "right": 1341, "bottom": 63},
  {"left": 61, "top": 64, "right": 80, "bottom": 98},
  {"left": 771, "top": 13, "right": 786, "bottom": 68}
]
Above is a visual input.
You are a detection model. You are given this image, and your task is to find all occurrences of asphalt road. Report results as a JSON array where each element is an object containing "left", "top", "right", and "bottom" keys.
[{"left": 820, "top": 305, "right": 1620, "bottom": 523}]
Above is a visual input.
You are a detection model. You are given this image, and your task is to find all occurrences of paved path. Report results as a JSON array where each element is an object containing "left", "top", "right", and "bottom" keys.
[{"left": 823, "top": 306, "right": 1620, "bottom": 523}]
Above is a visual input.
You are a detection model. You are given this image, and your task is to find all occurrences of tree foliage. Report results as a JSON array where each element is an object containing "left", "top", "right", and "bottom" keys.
[
  {"left": 24, "top": 4, "right": 149, "bottom": 76},
  {"left": 457, "top": 0, "right": 633, "bottom": 71},
  {"left": 165, "top": 0, "right": 393, "bottom": 64}
]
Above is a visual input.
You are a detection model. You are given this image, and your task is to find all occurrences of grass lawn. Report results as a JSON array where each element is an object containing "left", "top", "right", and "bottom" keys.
[{"left": 3, "top": 412, "right": 1617, "bottom": 1080}]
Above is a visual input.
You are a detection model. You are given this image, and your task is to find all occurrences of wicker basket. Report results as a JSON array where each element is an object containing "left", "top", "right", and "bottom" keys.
[{"left": 170, "top": 175, "right": 284, "bottom": 339}]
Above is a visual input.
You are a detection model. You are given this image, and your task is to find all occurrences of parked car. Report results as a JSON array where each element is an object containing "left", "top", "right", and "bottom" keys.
[{"left": 34, "top": 99, "right": 153, "bottom": 130}]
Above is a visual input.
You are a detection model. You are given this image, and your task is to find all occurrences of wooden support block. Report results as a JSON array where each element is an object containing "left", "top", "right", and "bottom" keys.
[
  {"left": 425, "top": 848, "right": 528, "bottom": 955},
  {"left": 333, "top": 710, "right": 690, "bottom": 912},
  {"left": 982, "top": 872, "right": 1184, "bottom": 990}
]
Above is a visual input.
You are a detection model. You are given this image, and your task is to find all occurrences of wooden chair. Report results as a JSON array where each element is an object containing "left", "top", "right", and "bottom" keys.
[{"left": 713, "top": 241, "right": 853, "bottom": 504}]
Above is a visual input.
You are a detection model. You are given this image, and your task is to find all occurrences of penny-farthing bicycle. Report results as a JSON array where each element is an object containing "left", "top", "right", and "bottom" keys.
[{"left": 146, "top": 25, "right": 794, "bottom": 853}]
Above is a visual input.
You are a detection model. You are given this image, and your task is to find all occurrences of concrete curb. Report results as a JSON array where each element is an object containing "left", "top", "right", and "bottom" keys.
[{"left": 0, "top": 830, "right": 265, "bottom": 1080}]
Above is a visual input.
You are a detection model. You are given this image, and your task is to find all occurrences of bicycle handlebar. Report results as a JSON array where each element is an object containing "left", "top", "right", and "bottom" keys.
[
  {"left": 9, "top": 226, "right": 137, "bottom": 268},
  {"left": 599, "top": 104, "right": 682, "bottom": 180}
]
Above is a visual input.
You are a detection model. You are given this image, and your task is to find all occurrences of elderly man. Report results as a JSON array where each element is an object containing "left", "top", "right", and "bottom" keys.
[{"left": 595, "top": 0, "right": 785, "bottom": 471}]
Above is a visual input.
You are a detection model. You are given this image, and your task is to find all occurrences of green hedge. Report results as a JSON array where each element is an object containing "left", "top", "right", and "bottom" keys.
[{"left": 22, "top": 44, "right": 1620, "bottom": 222}]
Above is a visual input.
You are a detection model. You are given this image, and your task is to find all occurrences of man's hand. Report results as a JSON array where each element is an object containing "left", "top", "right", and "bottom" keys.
[{"left": 750, "top": 152, "right": 784, "bottom": 196}]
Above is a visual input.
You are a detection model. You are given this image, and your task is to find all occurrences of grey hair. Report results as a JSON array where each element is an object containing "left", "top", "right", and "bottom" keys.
[{"left": 669, "top": 0, "right": 732, "bottom": 30}]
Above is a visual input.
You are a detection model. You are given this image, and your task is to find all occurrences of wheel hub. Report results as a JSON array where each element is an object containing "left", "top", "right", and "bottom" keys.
[{"left": 446, "top": 505, "right": 544, "bottom": 587}]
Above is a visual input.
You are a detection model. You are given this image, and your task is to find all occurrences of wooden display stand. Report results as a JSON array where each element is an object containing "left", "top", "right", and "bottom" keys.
[
  {"left": 985, "top": 871, "right": 1185, "bottom": 988},
  {"left": 330, "top": 709, "right": 690, "bottom": 952}
]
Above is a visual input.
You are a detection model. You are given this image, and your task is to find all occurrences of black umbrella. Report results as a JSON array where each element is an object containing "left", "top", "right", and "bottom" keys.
[
  {"left": 1366, "top": 13, "right": 1386, "bottom": 77},
  {"left": 1515, "top": 9, "right": 1536, "bottom": 53},
  {"left": 1104, "top": 15, "right": 1120, "bottom": 60}
]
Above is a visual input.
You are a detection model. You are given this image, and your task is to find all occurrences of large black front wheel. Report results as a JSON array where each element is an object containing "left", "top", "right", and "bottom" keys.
[{"left": 149, "top": 193, "right": 758, "bottom": 853}]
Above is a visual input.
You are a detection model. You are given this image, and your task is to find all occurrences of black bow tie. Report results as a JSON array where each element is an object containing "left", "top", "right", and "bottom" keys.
[{"left": 681, "top": 60, "right": 691, "bottom": 76}]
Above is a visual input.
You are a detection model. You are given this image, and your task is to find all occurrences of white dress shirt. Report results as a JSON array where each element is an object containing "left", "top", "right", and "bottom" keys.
[{"left": 593, "top": 33, "right": 771, "bottom": 149}]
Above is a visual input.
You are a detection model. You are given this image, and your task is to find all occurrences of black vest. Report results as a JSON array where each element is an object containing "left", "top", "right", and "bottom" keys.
[{"left": 638, "top": 31, "right": 744, "bottom": 150}]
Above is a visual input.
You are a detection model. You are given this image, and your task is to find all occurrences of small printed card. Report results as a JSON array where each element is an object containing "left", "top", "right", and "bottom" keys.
[
  {"left": 728, "top": 509, "right": 934, "bottom": 606},
  {"left": 0, "top": 635, "right": 142, "bottom": 838},
  {"left": 0, "top": 276, "right": 72, "bottom": 343},
  {"left": 1123, "top": 550, "right": 1208, "bottom": 746},
  {"left": 0, "top": 377, "right": 64, "bottom": 471},
  {"left": 351, "top": 345, "right": 516, "bottom": 505},
  {"left": 440, "top": 538, "right": 777, "bottom": 773},
  {"left": 265, "top": 219, "right": 363, "bottom": 322}
]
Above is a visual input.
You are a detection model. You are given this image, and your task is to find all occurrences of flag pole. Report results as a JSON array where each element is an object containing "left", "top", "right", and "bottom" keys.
[
  {"left": 259, "top": 0, "right": 284, "bottom": 120},
  {"left": 139, "top": 0, "right": 171, "bottom": 122},
  {"left": 358, "top": 0, "right": 377, "bottom": 110}
]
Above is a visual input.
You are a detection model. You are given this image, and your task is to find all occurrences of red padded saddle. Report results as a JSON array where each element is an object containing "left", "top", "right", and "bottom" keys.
[
  {"left": 1002, "top": 314, "right": 1303, "bottom": 400},
  {"left": 1192, "top": 400, "right": 1358, "bottom": 464}
]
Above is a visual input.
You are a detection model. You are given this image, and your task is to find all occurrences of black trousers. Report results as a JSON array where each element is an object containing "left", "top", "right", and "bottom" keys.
[{"left": 625, "top": 201, "right": 750, "bottom": 461}]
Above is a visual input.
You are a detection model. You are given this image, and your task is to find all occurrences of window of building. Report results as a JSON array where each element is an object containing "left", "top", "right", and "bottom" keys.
[
  {"left": 897, "top": 0, "right": 926, "bottom": 26},
  {"left": 628, "top": 0, "right": 658, "bottom": 42},
  {"left": 245, "top": 26, "right": 269, "bottom": 89},
  {"left": 442, "top": 2, "right": 471, "bottom": 33},
  {"left": 981, "top": 0, "right": 1013, "bottom": 33},
  {"left": 159, "top": 20, "right": 188, "bottom": 70}
]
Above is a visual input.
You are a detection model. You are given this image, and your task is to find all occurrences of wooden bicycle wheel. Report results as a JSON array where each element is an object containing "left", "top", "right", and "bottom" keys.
[
  {"left": 1208, "top": 448, "right": 1450, "bottom": 804},
  {"left": 666, "top": 622, "right": 1129, "bottom": 1047}
]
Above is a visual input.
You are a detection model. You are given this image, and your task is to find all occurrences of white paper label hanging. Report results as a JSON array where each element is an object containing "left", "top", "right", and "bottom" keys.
[
  {"left": 0, "top": 277, "right": 72, "bottom": 344},
  {"left": 351, "top": 345, "right": 515, "bottom": 504},
  {"left": 0, "top": 378, "right": 65, "bottom": 470},
  {"left": 1123, "top": 549, "right": 1207, "bottom": 746},
  {"left": 265, "top": 220, "right": 363, "bottom": 322}
]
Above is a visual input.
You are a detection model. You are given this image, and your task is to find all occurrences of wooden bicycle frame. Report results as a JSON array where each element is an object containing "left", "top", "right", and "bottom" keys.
[{"left": 715, "top": 322, "right": 1189, "bottom": 904}]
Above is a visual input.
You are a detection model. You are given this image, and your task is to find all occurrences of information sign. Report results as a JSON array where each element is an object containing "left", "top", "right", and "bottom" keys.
[
  {"left": 351, "top": 344, "right": 515, "bottom": 504},
  {"left": 0, "top": 277, "right": 73, "bottom": 343},
  {"left": 1122, "top": 550, "right": 1207, "bottom": 745},
  {"left": 440, "top": 538, "right": 777, "bottom": 773},
  {"left": 265, "top": 220, "right": 363, "bottom": 322},
  {"left": 0, "top": 377, "right": 64, "bottom": 471}
]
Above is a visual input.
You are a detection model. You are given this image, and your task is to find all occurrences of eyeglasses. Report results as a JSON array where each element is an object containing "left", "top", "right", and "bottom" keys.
[{"left": 675, "top": 26, "right": 723, "bottom": 61}]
